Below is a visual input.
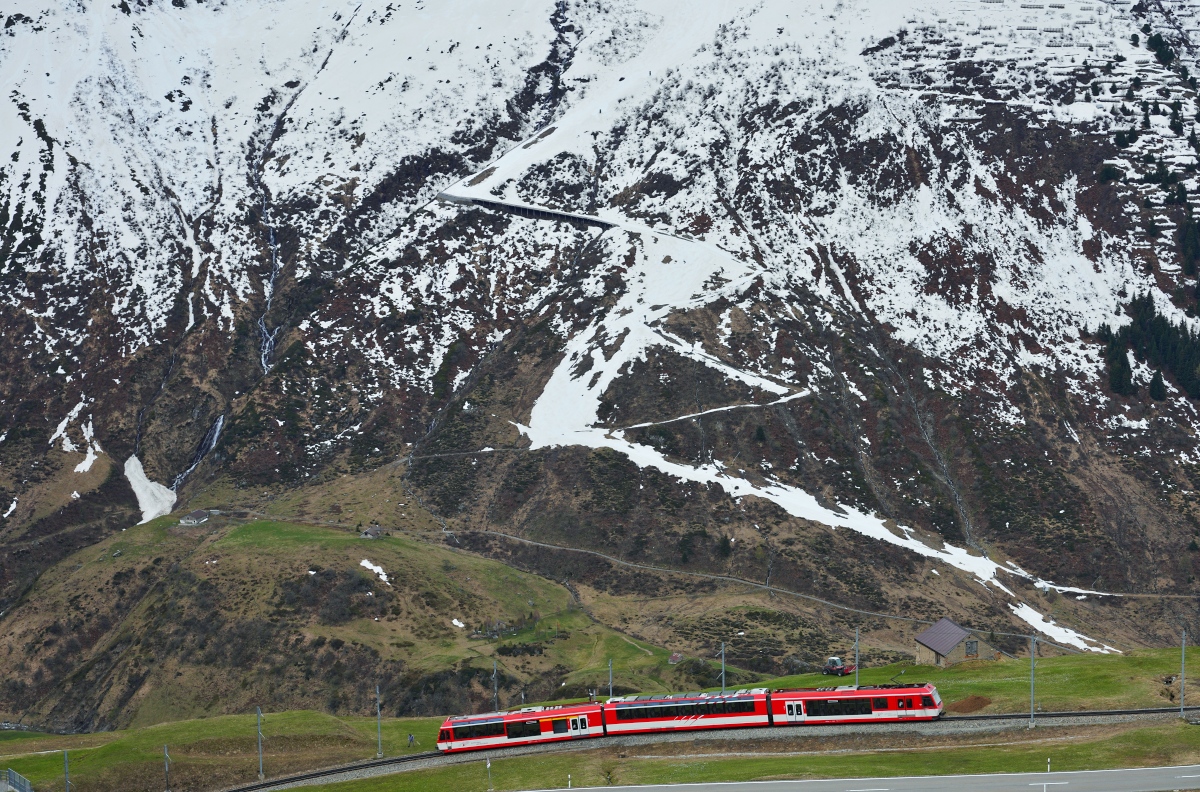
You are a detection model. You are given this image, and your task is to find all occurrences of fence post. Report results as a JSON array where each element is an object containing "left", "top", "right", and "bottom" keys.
[
  {"left": 854, "top": 627, "right": 860, "bottom": 687},
  {"left": 376, "top": 685, "right": 383, "bottom": 758},
  {"left": 257, "top": 707, "right": 264, "bottom": 780},
  {"left": 1029, "top": 636, "right": 1036, "bottom": 728}
]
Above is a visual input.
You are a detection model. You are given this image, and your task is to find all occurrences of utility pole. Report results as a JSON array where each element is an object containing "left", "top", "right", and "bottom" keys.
[
  {"left": 63, "top": 750, "right": 70, "bottom": 792},
  {"left": 854, "top": 627, "right": 860, "bottom": 687},
  {"left": 1183, "top": 627, "right": 1188, "bottom": 718},
  {"left": 257, "top": 707, "right": 265, "bottom": 780},
  {"left": 1030, "top": 636, "right": 1037, "bottom": 728},
  {"left": 376, "top": 685, "right": 384, "bottom": 758},
  {"left": 493, "top": 661, "right": 499, "bottom": 711},
  {"left": 163, "top": 745, "right": 171, "bottom": 792},
  {"left": 720, "top": 642, "right": 726, "bottom": 694},
  {"left": 608, "top": 658, "right": 613, "bottom": 699}
]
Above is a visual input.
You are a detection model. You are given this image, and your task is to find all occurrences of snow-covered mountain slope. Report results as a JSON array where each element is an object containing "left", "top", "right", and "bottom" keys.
[{"left": 5, "top": 0, "right": 1200, "bottom": 688}]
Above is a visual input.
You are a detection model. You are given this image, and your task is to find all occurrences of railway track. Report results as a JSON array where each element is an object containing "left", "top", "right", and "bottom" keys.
[
  {"left": 219, "top": 751, "right": 441, "bottom": 792},
  {"left": 217, "top": 705, "right": 1200, "bottom": 792},
  {"left": 950, "top": 704, "right": 1200, "bottom": 720}
]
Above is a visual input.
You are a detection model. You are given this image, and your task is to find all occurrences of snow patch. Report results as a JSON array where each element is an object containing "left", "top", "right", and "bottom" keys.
[
  {"left": 49, "top": 399, "right": 86, "bottom": 451},
  {"left": 452, "top": 618, "right": 465, "bottom": 628},
  {"left": 2, "top": 499, "right": 15, "bottom": 519},
  {"left": 360, "top": 559, "right": 392, "bottom": 586},
  {"left": 123, "top": 456, "right": 177, "bottom": 524},
  {"left": 1008, "top": 603, "right": 1118, "bottom": 653},
  {"left": 74, "top": 443, "right": 100, "bottom": 473}
]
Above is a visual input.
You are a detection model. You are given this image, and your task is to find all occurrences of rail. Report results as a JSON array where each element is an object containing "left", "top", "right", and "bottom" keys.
[
  {"left": 219, "top": 752, "right": 439, "bottom": 792},
  {"left": 217, "top": 706, "right": 1200, "bottom": 792}
]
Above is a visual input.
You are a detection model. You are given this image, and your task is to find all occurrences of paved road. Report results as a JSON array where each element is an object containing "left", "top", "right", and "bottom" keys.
[{"left": 552, "top": 766, "right": 1200, "bottom": 792}]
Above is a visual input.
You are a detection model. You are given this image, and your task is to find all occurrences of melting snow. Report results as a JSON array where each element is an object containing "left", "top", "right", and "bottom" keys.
[
  {"left": 509, "top": 184, "right": 1119, "bottom": 649},
  {"left": 74, "top": 443, "right": 100, "bottom": 473},
  {"left": 2, "top": 499, "right": 15, "bottom": 519},
  {"left": 452, "top": 618, "right": 465, "bottom": 628},
  {"left": 360, "top": 559, "right": 392, "bottom": 586},
  {"left": 123, "top": 456, "right": 177, "bottom": 524},
  {"left": 1008, "top": 603, "right": 1119, "bottom": 653}
]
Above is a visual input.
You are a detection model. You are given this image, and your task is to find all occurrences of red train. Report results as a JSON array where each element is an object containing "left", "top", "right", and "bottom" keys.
[{"left": 436, "top": 683, "right": 942, "bottom": 752}]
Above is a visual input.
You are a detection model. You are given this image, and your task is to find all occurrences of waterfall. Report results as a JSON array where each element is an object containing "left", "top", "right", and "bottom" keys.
[{"left": 172, "top": 414, "right": 225, "bottom": 491}]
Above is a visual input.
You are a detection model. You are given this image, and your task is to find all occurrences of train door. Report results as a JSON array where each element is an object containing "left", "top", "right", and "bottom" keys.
[
  {"left": 897, "top": 697, "right": 915, "bottom": 718},
  {"left": 784, "top": 699, "right": 803, "bottom": 724}
]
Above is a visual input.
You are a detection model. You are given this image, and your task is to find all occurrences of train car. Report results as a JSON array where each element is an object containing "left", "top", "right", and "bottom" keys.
[
  {"left": 436, "top": 702, "right": 604, "bottom": 753},
  {"left": 602, "top": 689, "right": 771, "bottom": 735},
  {"left": 769, "top": 682, "right": 942, "bottom": 726}
]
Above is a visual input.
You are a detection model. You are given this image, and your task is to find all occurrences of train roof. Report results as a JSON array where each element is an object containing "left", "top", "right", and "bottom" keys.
[
  {"left": 772, "top": 682, "right": 933, "bottom": 694},
  {"left": 445, "top": 701, "right": 600, "bottom": 724},
  {"left": 606, "top": 688, "right": 769, "bottom": 704}
]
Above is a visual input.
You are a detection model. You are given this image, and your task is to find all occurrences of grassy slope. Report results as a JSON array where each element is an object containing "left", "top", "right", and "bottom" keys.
[
  {"left": 1, "top": 712, "right": 443, "bottom": 791},
  {"left": 0, "top": 514, "right": 737, "bottom": 732},
  {"left": 4, "top": 647, "right": 1200, "bottom": 791}
]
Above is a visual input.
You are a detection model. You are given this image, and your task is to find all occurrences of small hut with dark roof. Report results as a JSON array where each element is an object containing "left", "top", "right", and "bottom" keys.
[{"left": 914, "top": 617, "right": 1000, "bottom": 667}]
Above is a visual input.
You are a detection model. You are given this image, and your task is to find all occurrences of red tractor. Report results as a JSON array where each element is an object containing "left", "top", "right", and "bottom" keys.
[{"left": 821, "top": 656, "right": 856, "bottom": 677}]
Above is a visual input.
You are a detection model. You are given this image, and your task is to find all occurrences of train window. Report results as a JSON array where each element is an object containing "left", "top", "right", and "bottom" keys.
[
  {"left": 552, "top": 719, "right": 569, "bottom": 734},
  {"left": 583, "top": 714, "right": 593, "bottom": 728},
  {"left": 571, "top": 719, "right": 578, "bottom": 730},
  {"left": 872, "top": 698, "right": 888, "bottom": 710},
  {"left": 507, "top": 721, "right": 540, "bottom": 739},
  {"left": 921, "top": 696, "right": 934, "bottom": 707},
  {"left": 806, "top": 699, "right": 872, "bottom": 717},
  {"left": 439, "top": 729, "right": 451, "bottom": 741},
  {"left": 786, "top": 704, "right": 794, "bottom": 716},
  {"left": 454, "top": 721, "right": 505, "bottom": 740},
  {"left": 895, "top": 698, "right": 905, "bottom": 709}
]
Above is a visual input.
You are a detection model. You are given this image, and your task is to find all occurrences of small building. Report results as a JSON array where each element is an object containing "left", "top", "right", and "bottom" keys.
[
  {"left": 359, "top": 525, "right": 383, "bottom": 539},
  {"left": 179, "top": 509, "right": 209, "bottom": 526},
  {"left": 914, "top": 617, "right": 1001, "bottom": 667},
  {"left": 668, "top": 652, "right": 684, "bottom": 665}
]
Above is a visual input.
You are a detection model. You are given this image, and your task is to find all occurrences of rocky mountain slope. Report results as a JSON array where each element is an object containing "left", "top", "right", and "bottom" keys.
[{"left": 5, "top": 0, "right": 1200, "bottom": 728}]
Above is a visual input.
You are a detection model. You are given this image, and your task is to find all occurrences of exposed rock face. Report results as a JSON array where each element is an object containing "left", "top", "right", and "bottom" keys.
[{"left": 5, "top": 0, "right": 1200, "bottom": 726}]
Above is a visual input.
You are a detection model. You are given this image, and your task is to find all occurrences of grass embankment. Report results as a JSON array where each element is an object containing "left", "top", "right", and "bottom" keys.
[
  {"left": 299, "top": 720, "right": 1200, "bottom": 792},
  {"left": 0, "top": 711, "right": 441, "bottom": 792}
]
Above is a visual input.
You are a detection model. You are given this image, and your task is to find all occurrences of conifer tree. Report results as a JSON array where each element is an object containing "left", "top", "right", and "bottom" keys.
[
  {"left": 1150, "top": 370, "right": 1167, "bottom": 400},
  {"left": 1108, "top": 341, "right": 1135, "bottom": 395}
]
